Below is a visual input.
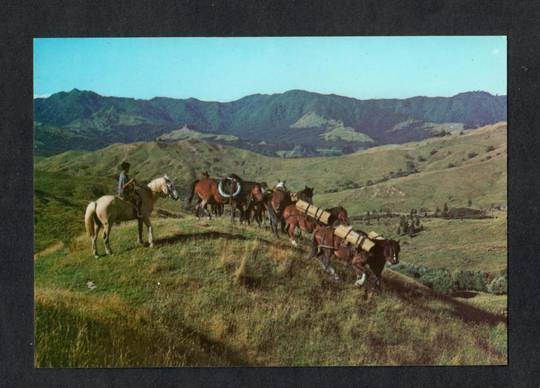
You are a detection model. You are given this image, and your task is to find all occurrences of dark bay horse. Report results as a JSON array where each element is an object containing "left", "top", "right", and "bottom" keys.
[
  {"left": 245, "top": 182, "right": 269, "bottom": 227},
  {"left": 283, "top": 205, "right": 350, "bottom": 247},
  {"left": 221, "top": 174, "right": 266, "bottom": 223},
  {"left": 311, "top": 226, "right": 400, "bottom": 287},
  {"left": 266, "top": 186, "right": 314, "bottom": 237}
]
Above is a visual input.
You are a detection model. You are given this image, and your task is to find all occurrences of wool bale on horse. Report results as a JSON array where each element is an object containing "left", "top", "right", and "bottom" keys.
[
  {"left": 265, "top": 185, "right": 314, "bottom": 237},
  {"left": 311, "top": 226, "right": 400, "bottom": 288},
  {"left": 282, "top": 201, "right": 351, "bottom": 246}
]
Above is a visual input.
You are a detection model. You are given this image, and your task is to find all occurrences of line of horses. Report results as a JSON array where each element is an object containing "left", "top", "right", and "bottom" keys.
[
  {"left": 84, "top": 173, "right": 400, "bottom": 289},
  {"left": 187, "top": 173, "right": 401, "bottom": 288}
]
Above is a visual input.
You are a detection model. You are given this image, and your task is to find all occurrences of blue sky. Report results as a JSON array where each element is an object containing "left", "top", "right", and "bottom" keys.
[{"left": 34, "top": 36, "right": 506, "bottom": 101}]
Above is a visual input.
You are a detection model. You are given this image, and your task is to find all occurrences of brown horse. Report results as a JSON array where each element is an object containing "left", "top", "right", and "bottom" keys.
[
  {"left": 326, "top": 206, "right": 350, "bottom": 226},
  {"left": 311, "top": 226, "right": 400, "bottom": 287},
  {"left": 244, "top": 181, "right": 269, "bottom": 226},
  {"left": 266, "top": 186, "right": 314, "bottom": 237},
  {"left": 187, "top": 175, "right": 228, "bottom": 219},
  {"left": 283, "top": 205, "right": 350, "bottom": 247},
  {"left": 188, "top": 173, "right": 265, "bottom": 222}
]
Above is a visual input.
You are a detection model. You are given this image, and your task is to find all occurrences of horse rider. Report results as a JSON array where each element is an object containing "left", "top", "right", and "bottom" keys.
[{"left": 117, "top": 161, "right": 143, "bottom": 218}]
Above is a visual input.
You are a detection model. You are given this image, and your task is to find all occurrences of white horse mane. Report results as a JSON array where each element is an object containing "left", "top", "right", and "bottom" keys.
[{"left": 147, "top": 175, "right": 168, "bottom": 192}]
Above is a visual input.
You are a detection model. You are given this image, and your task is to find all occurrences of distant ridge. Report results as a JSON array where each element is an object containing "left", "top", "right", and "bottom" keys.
[{"left": 34, "top": 89, "right": 507, "bottom": 157}]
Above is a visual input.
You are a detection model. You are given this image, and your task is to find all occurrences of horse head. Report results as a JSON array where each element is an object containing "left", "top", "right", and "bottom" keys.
[
  {"left": 297, "top": 186, "right": 314, "bottom": 203},
  {"left": 334, "top": 206, "right": 350, "bottom": 225},
  {"left": 382, "top": 239, "right": 400, "bottom": 265},
  {"left": 149, "top": 175, "right": 179, "bottom": 200}
]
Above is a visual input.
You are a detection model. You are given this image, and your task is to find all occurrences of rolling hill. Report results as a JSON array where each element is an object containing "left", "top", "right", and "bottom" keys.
[
  {"left": 34, "top": 89, "right": 507, "bottom": 157},
  {"left": 35, "top": 122, "right": 507, "bottom": 213}
]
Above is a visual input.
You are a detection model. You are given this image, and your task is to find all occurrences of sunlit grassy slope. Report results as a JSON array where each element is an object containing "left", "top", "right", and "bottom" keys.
[
  {"left": 35, "top": 122, "right": 506, "bottom": 211},
  {"left": 350, "top": 214, "right": 507, "bottom": 272},
  {"left": 35, "top": 217, "right": 506, "bottom": 367}
]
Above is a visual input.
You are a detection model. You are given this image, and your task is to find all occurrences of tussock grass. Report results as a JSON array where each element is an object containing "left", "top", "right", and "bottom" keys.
[{"left": 35, "top": 217, "right": 507, "bottom": 366}]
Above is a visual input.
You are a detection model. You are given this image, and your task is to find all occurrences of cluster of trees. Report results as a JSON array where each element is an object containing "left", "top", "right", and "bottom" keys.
[
  {"left": 362, "top": 209, "right": 395, "bottom": 224},
  {"left": 434, "top": 203, "right": 450, "bottom": 217},
  {"left": 393, "top": 264, "right": 507, "bottom": 295},
  {"left": 397, "top": 209, "right": 424, "bottom": 236}
]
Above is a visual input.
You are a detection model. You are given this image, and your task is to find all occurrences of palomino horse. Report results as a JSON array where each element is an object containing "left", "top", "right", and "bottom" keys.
[
  {"left": 84, "top": 175, "right": 179, "bottom": 257},
  {"left": 283, "top": 205, "right": 350, "bottom": 247},
  {"left": 266, "top": 186, "right": 314, "bottom": 237},
  {"left": 311, "top": 226, "right": 400, "bottom": 286}
]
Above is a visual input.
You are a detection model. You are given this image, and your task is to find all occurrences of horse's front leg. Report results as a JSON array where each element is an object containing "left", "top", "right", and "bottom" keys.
[
  {"left": 137, "top": 219, "right": 144, "bottom": 245},
  {"left": 143, "top": 217, "right": 154, "bottom": 248},
  {"left": 103, "top": 222, "right": 113, "bottom": 255},
  {"left": 352, "top": 255, "right": 369, "bottom": 287},
  {"left": 288, "top": 222, "right": 298, "bottom": 247},
  {"left": 318, "top": 249, "right": 339, "bottom": 281},
  {"left": 353, "top": 265, "right": 368, "bottom": 287}
]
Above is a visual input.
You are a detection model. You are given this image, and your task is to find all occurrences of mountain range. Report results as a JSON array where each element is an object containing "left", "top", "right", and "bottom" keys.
[{"left": 34, "top": 89, "right": 506, "bottom": 157}]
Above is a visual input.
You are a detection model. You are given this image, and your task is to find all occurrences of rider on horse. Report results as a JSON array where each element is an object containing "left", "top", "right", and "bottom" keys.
[{"left": 117, "top": 161, "right": 142, "bottom": 218}]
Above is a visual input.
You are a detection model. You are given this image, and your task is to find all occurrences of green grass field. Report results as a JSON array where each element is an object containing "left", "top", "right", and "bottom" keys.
[
  {"left": 35, "top": 217, "right": 506, "bottom": 367},
  {"left": 34, "top": 122, "right": 507, "bottom": 366}
]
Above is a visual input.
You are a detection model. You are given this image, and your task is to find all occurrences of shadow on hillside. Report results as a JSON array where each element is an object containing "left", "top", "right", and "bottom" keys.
[
  {"left": 154, "top": 231, "right": 305, "bottom": 253},
  {"left": 178, "top": 322, "right": 258, "bottom": 366},
  {"left": 36, "top": 296, "right": 256, "bottom": 367},
  {"left": 382, "top": 274, "right": 506, "bottom": 326}
]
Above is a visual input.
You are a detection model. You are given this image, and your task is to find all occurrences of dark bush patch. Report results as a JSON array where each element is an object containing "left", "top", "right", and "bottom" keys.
[{"left": 487, "top": 275, "right": 507, "bottom": 295}]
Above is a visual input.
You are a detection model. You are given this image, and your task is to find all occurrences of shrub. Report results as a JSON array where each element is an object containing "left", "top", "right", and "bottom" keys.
[
  {"left": 452, "top": 270, "right": 489, "bottom": 292},
  {"left": 487, "top": 275, "right": 507, "bottom": 295},
  {"left": 468, "top": 152, "right": 478, "bottom": 159},
  {"left": 405, "top": 160, "right": 417, "bottom": 172},
  {"left": 486, "top": 145, "right": 496, "bottom": 152},
  {"left": 420, "top": 269, "right": 455, "bottom": 295},
  {"left": 430, "top": 149, "right": 438, "bottom": 155},
  {"left": 447, "top": 163, "right": 456, "bottom": 168},
  {"left": 417, "top": 155, "right": 427, "bottom": 162}
]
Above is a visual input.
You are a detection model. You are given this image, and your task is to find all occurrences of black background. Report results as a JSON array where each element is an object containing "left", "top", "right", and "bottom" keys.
[{"left": 1, "top": 0, "right": 539, "bottom": 386}]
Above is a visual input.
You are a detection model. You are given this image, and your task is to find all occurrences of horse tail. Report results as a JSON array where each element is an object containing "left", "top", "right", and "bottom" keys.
[
  {"left": 85, "top": 201, "right": 99, "bottom": 237},
  {"left": 187, "top": 179, "right": 199, "bottom": 204}
]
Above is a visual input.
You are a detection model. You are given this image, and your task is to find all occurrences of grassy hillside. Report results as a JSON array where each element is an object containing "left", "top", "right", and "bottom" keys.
[
  {"left": 350, "top": 215, "right": 507, "bottom": 272},
  {"left": 35, "top": 217, "right": 506, "bottom": 367},
  {"left": 34, "top": 172, "right": 114, "bottom": 252},
  {"left": 35, "top": 122, "right": 507, "bottom": 212}
]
